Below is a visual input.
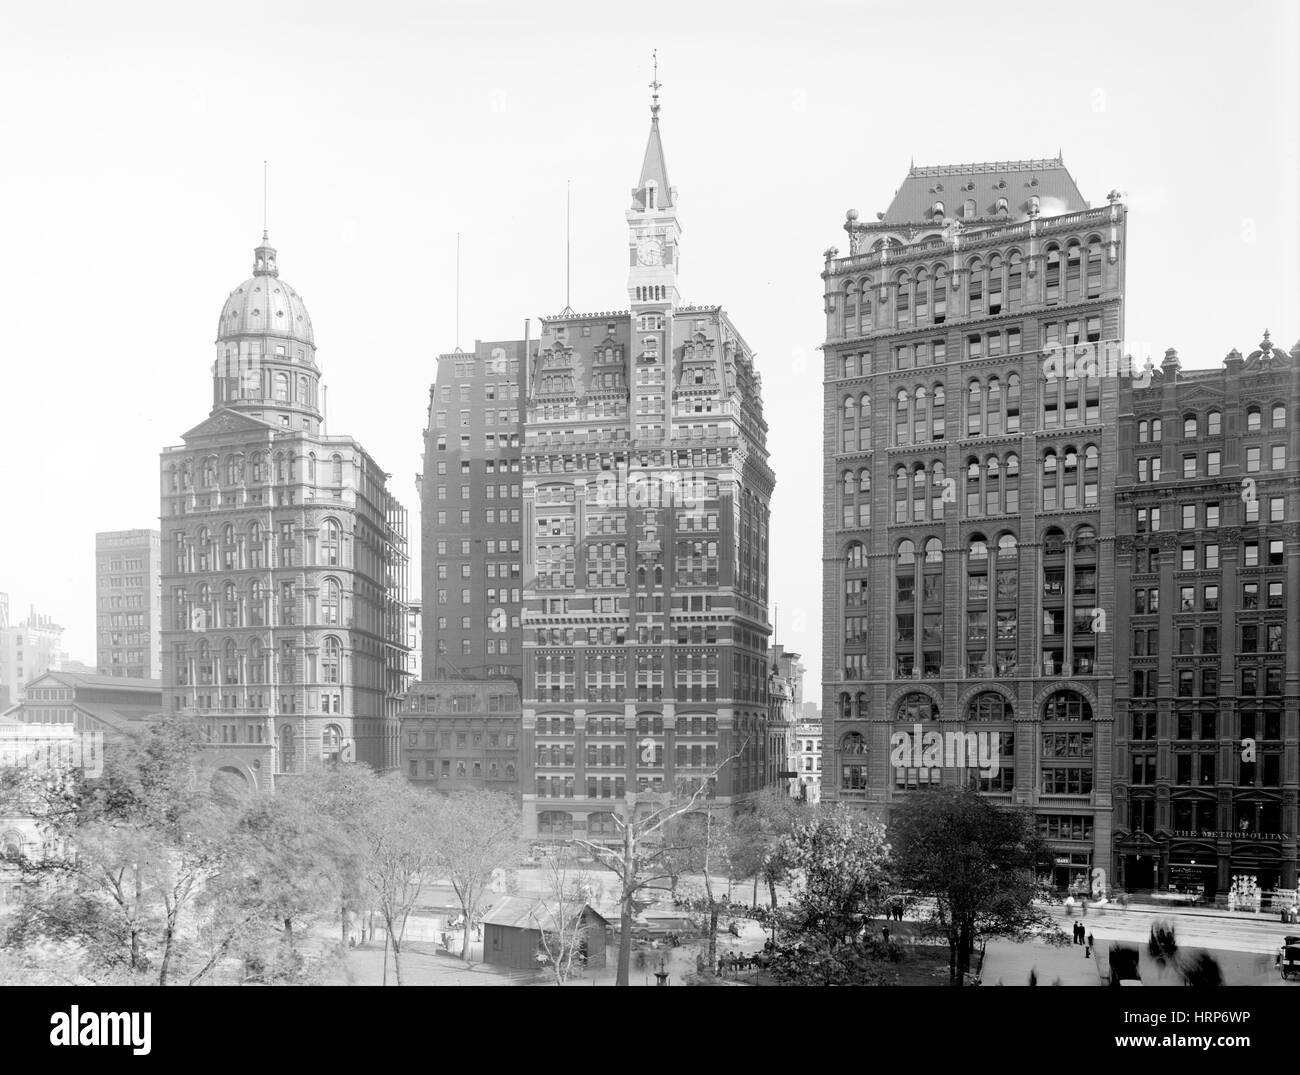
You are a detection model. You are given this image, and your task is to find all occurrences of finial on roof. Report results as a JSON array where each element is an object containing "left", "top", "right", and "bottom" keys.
[
  {"left": 649, "top": 49, "right": 661, "bottom": 122},
  {"left": 1057, "top": 147, "right": 1063, "bottom": 163},
  {"left": 1261, "top": 329, "right": 1272, "bottom": 351}
]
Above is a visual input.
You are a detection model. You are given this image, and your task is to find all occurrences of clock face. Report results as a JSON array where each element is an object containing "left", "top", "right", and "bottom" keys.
[{"left": 637, "top": 238, "right": 663, "bottom": 266}]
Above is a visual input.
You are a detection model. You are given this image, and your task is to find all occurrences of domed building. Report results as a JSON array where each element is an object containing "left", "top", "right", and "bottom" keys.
[{"left": 159, "top": 235, "right": 411, "bottom": 790}]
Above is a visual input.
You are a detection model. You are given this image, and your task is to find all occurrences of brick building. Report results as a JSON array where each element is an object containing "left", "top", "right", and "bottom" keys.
[
  {"left": 821, "top": 158, "right": 1126, "bottom": 889},
  {"left": 1113, "top": 333, "right": 1300, "bottom": 895},
  {"left": 402, "top": 340, "right": 527, "bottom": 796},
  {"left": 518, "top": 86, "right": 776, "bottom": 841}
]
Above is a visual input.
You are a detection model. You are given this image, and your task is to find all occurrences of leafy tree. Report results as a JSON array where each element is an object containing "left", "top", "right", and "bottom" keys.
[
  {"left": 3, "top": 716, "right": 234, "bottom": 984},
  {"left": 430, "top": 788, "right": 524, "bottom": 960},
  {"left": 890, "top": 785, "right": 1058, "bottom": 985},
  {"left": 776, "top": 804, "right": 890, "bottom": 949}
]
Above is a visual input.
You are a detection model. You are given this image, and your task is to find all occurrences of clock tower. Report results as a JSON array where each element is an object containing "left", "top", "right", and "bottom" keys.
[{"left": 627, "top": 62, "right": 681, "bottom": 312}]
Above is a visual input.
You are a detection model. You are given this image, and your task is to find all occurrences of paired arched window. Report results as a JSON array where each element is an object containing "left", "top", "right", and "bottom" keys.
[
  {"left": 842, "top": 469, "right": 871, "bottom": 527},
  {"left": 841, "top": 393, "right": 871, "bottom": 451},
  {"left": 1042, "top": 444, "right": 1099, "bottom": 510}
]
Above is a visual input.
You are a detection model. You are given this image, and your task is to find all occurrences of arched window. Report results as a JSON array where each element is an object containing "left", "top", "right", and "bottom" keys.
[
  {"left": 1273, "top": 403, "right": 1287, "bottom": 429},
  {"left": 322, "top": 724, "right": 343, "bottom": 764},
  {"left": 855, "top": 691, "right": 868, "bottom": 719},
  {"left": 968, "top": 534, "right": 988, "bottom": 560},
  {"left": 278, "top": 725, "right": 295, "bottom": 773},
  {"left": 1138, "top": 419, "right": 1149, "bottom": 443},
  {"left": 986, "top": 377, "right": 1002, "bottom": 435},
  {"left": 322, "top": 519, "right": 340, "bottom": 566},
  {"left": 924, "top": 537, "right": 943, "bottom": 564},
  {"left": 839, "top": 692, "right": 852, "bottom": 719},
  {"left": 1182, "top": 414, "right": 1197, "bottom": 439},
  {"left": 225, "top": 456, "right": 241, "bottom": 485},
  {"left": 322, "top": 637, "right": 341, "bottom": 684},
  {"left": 322, "top": 579, "right": 341, "bottom": 624},
  {"left": 895, "top": 389, "right": 910, "bottom": 446},
  {"left": 223, "top": 638, "right": 239, "bottom": 684},
  {"left": 1207, "top": 410, "right": 1221, "bottom": 435},
  {"left": 841, "top": 732, "right": 867, "bottom": 755},
  {"left": 968, "top": 691, "right": 1010, "bottom": 721},
  {"left": 1043, "top": 690, "right": 1092, "bottom": 721},
  {"left": 308, "top": 453, "right": 317, "bottom": 482},
  {"left": 298, "top": 375, "right": 309, "bottom": 404},
  {"left": 997, "top": 533, "right": 1017, "bottom": 558},
  {"left": 846, "top": 541, "right": 866, "bottom": 569},
  {"left": 250, "top": 452, "right": 264, "bottom": 482},
  {"left": 332, "top": 454, "right": 344, "bottom": 485},
  {"left": 1, "top": 830, "right": 24, "bottom": 860},
  {"left": 897, "top": 539, "right": 916, "bottom": 566},
  {"left": 274, "top": 373, "right": 289, "bottom": 401},
  {"left": 897, "top": 692, "right": 939, "bottom": 721}
]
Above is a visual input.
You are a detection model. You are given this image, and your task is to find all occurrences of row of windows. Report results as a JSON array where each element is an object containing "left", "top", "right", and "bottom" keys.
[
  {"left": 835, "top": 689, "right": 1091, "bottom": 724},
  {"left": 1138, "top": 404, "right": 1287, "bottom": 442},
  {"left": 835, "top": 239, "right": 1105, "bottom": 336}
]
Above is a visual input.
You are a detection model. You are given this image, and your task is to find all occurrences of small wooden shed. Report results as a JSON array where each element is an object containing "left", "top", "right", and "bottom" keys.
[{"left": 481, "top": 896, "right": 608, "bottom": 971}]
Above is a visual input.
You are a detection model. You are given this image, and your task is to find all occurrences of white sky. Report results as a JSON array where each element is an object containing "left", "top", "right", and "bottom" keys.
[{"left": 0, "top": 0, "right": 1296, "bottom": 691}]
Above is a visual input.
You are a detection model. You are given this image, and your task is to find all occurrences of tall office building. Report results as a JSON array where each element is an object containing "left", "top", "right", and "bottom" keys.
[
  {"left": 1114, "top": 334, "right": 1300, "bottom": 895},
  {"left": 159, "top": 233, "right": 410, "bottom": 790},
  {"left": 402, "top": 341, "right": 526, "bottom": 795},
  {"left": 519, "top": 84, "right": 776, "bottom": 841},
  {"left": 95, "top": 530, "right": 162, "bottom": 678},
  {"left": 822, "top": 159, "right": 1126, "bottom": 889}
]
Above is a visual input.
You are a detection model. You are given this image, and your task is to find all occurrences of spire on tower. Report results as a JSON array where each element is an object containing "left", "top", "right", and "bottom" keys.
[
  {"left": 632, "top": 52, "right": 672, "bottom": 211},
  {"left": 650, "top": 49, "right": 661, "bottom": 122}
]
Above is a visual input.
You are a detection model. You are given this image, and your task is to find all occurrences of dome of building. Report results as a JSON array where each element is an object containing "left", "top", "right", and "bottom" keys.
[{"left": 216, "top": 235, "right": 315, "bottom": 346}]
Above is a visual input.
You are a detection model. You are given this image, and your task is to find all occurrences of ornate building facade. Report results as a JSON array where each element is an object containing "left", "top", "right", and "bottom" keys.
[
  {"left": 1113, "top": 334, "right": 1300, "bottom": 895},
  {"left": 822, "top": 159, "right": 1126, "bottom": 889},
  {"left": 159, "top": 234, "right": 410, "bottom": 789},
  {"left": 518, "top": 89, "right": 776, "bottom": 842}
]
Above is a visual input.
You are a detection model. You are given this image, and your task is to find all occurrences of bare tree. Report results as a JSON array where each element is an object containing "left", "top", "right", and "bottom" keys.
[
  {"left": 572, "top": 749, "right": 742, "bottom": 987},
  {"left": 531, "top": 849, "right": 601, "bottom": 985},
  {"left": 356, "top": 774, "right": 440, "bottom": 986}
]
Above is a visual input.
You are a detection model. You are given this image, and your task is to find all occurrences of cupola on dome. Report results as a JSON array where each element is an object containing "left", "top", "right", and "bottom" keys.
[{"left": 216, "top": 234, "right": 315, "bottom": 346}]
